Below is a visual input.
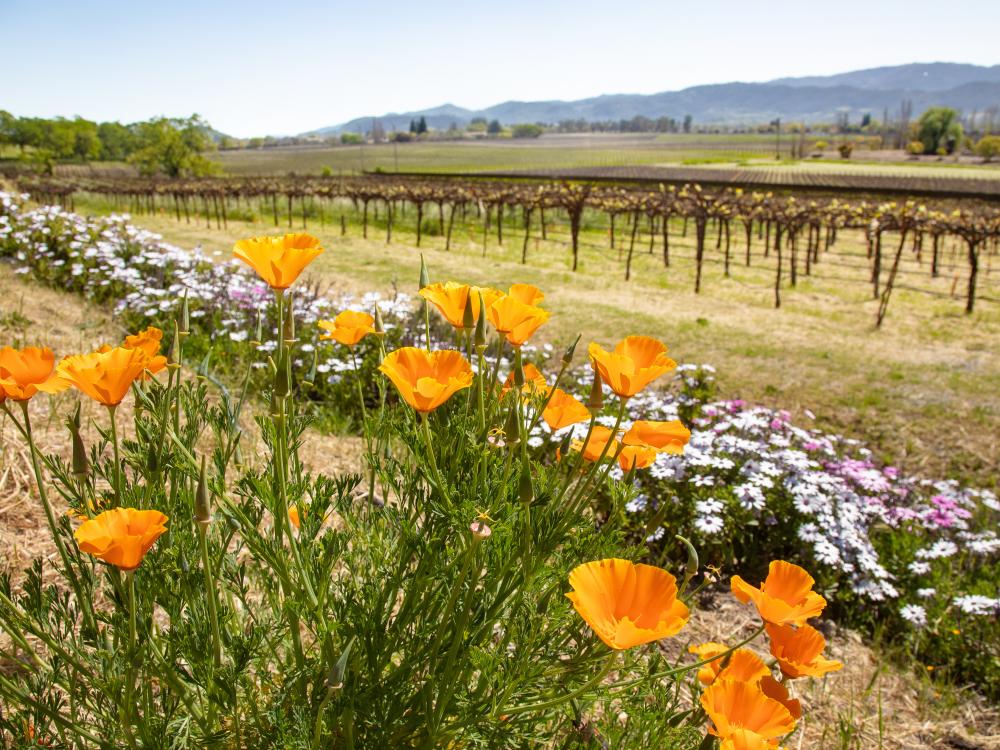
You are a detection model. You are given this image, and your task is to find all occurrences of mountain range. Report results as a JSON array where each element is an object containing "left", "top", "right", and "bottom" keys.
[{"left": 306, "top": 63, "right": 1000, "bottom": 136}]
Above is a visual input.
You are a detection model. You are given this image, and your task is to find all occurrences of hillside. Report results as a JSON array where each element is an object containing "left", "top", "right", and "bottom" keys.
[{"left": 309, "top": 62, "right": 1000, "bottom": 135}]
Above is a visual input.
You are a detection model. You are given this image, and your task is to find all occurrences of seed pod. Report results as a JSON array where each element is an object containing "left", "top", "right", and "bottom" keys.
[
  {"left": 513, "top": 350, "right": 525, "bottom": 387},
  {"left": 195, "top": 455, "right": 212, "bottom": 525}
]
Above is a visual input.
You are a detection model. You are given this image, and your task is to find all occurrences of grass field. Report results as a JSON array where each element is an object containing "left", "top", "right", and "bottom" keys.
[
  {"left": 71, "top": 191, "right": 1000, "bottom": 488},
  {"left": 208, "top": 133, "right": 1000, "bottom": 179}
]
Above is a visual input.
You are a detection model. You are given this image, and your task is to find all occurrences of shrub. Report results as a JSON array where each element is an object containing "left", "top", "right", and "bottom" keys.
[
  {"left": 907, "top": 140, "right": 925, "bottom": 156},
  {"left": 975, "top": 135, "right": 1000, "bottom": 162},
  {"left": 512, "top": 123, "right": 544, "bottom": 139},
  {"left": 837, "top": 142, "right": 854, "bottom": 159}
]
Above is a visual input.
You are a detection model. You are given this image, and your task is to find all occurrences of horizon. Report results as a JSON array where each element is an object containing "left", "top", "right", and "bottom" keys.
[{"left": 3, "top": 0, "right": 999, "bottom": 138}]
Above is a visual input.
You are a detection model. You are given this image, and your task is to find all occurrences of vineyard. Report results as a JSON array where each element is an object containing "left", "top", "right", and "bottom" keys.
[{"left": 14, "top": 172, "right": 1000, "bottom": 326}]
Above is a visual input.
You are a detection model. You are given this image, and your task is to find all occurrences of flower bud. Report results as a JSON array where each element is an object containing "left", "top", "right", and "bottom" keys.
[
  {"left": 518, "top": 461, "right": 533, "bottom": 505},
  {"left": 462, "top": 293, "right": 475, "bottom": 330},
  {"left": 562, "top": 334, "right": 581, "bottom": 367},
  {"left": 503, "top": 406, "right": 520, "bottom": 447},
  {"left": 474, "top": 295, "right": 487, "bottom": 348},
  {"left": 373, "top": 303, "right": 385, "bottom": 334},
  {"left": 586, "top": 368, "right": 604, "bottom": 412},
  {"left": 176, "top": 291, "right": 190, "bottom": 338},
  {"left": 513, "top": 349, "right": 525, "bottom": 388},
  {"left": 251, "top": 312, "right": 263, "bottom": 347},
  {"left": 419, "top": 254, "right": 430, "bottom": 290},
  {"left": 195, "top": 455, "right": 212, "bottom": 525},
  {"left": 305, "top": 349, "right": 318, "bottom": 387},
  {"left": 282, "top": 294, "right": 296, "bottom": 343},
  {"left": 66, "top": 403, "right": 90, "bottom": 480},
  {"left": 169, "top": 321, "right": 182, "bottom": 369},
  {"left": 273, "top": 350, "right": 291, "bottom": 399}
]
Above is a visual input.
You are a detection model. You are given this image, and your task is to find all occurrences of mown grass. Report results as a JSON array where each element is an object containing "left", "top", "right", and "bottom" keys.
[{"left": 71, "top": 191, "right": 1000, "bottom": 487}]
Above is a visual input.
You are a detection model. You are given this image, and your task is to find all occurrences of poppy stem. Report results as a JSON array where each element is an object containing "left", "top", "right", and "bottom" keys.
[
  {"left": 121, "top": 570, "right": 139, "bottom": 750},
  {"left": 500, "top": 651, "right": 618, "bottom": 716},
  {"left": 107, "top": 404, "right": 123, "bottom": 505},
  {"left": 420, "top": 413, "right": 449, "bottom": 503}
]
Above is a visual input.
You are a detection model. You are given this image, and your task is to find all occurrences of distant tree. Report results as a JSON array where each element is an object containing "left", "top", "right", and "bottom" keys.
[
  {"left": 860, "top": 112, "right": 872, "bottom": 129},
  {"left": 340, "top": 132, "right": 364, "bottom": 145},
  {"left": 975, "top": 135, "right": 1000, "bottom": 162},
  {"left": 392, "top": 131, "right": 414, "bottom": 143},
  {"left": 916, "top": 107, "right": 963, "bottom": 155},
  {"left": 97, "top": 121, "right": 138, "bottom": 160},
  {"left": 128, "top": 115, "right": 218, "bottom": 177},
  {"left": 409, "top": 119, "right": 417, "bottom": 134},
  {"left": 417, "top": 116, "right": 428, "bottom": 134},
  {"left": 682, "top": 115, "right": 692, "bottom": 133},
  {"left": 487, "top": 119, "right": 502, "bottom": 135},
  {"left": 906, "top": 140, "right": 925, "bottom": 156},
  {"left": 511, "top": 123, "right": 543, "bottom": 139},
  {"left": 838, "top": 142, "right": 854, "bottom": 159},
  {"left": 247, "top": 137, "right": 265, "bottom": 149}
]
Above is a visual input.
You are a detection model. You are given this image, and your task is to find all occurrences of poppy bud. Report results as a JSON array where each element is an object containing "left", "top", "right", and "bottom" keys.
[
  {"left": 474, "top": 296, "right": 487, "bottom": 348},
  {"left": 562, "top": 334, "right": 581, "bottom": 367},
  {"left": 305, "top": 349, "right": 318, "bottom": 387},
  {"left": 419, "top": 254, "right": 430, "bottom": 290},
  {"left": 176, "top": 291, "right": 190, "bottom": 338},
  {"left": 251, "top": 312, "right": 263, "bottom": 347},
  {"left": 586, "top": 369, "right": 604, "bottom": 412},
  {"left": 66, "top": 403, "right": 90, "bottom": 480},
  {"left": 373, "top": 303, "right": 385, "bottom": 334},
  {"left": 676, "top": 534, "right": 699, "bottom": 593},
  {"left": 169, "top": 321, "right": 182, "bottom": 369},
  {"left": 146, "top": 446, "right": 160, "bottom": 474},
  {"left": 273, "top": 350, "right": 291, "bottom": 399},
  {"left": 195, "top": 455, "right": 212, "bottom": 526},
  {"left": 462, "top": 294, "right": 475, "bottom": 330},
  {"left": 513, "top": 349, "right": 525, "bottom": 388},
  {"left": 503, "top": 406, "right": 520, "bottom": 447},
  {"left": 328, "top": 637, "right": 355, "bottom": 691},
  {"left": 518, "top": 461, "right": 533, "bottom": 505}
]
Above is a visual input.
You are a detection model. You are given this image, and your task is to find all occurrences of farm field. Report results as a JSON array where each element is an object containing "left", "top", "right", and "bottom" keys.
[{"left": 208, "top": 133, "right": 1000, "bottom": 179}]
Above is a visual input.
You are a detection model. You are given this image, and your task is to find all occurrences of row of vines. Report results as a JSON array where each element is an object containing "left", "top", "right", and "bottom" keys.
[{"left": 16, "top": 174, "right": 1000, "bottom": 326}]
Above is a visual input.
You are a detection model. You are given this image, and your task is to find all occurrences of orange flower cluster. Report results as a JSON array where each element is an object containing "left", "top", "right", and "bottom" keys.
[
  {"left": 589, "top": 336, "right": 677, "bottom": 399},
  {"left": 571, "top": 419, "right": 691, "bottom": 471},
  {"left": 420, "top": 281, "right": 550, "bottom": 347},
  {"left": 687, "top": 560, "right": 842, "bottom": 748},
  {"left": 0, "top": 346, "right": 68, "bottom": 401},
  {"left": 378, "top": 348, "right": 473, "bottom": 413}
]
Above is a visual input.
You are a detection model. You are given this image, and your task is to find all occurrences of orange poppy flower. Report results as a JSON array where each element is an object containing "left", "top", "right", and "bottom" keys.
[
  {"left": 542, "top": 388, "right": 591, "bottom": 431},
  {"left": 0, "top": 346, "right": 69, "bottom": 401},
  {"left": 715, "top": 649, "right": 771, "bottom": 683},
  {"left": 690, "top": 642, "right": 729, "bottom": 686},
  {"left": 759, "top": 675, "right": 802, "bottom": 720},
  {"left": 121, "top": 326, "right": 168, "bottom": 375},
  {"left": 419, "top": 282, "right": 501, "bottom": 329},
  {"left": 487, "top": 295, "right": 550, "bottom": 347},
  {"left": 622, "top": 420, "right": 691, "bottom": 454},
  {"left": 501, "top": 363, "right": 547, "bottom": 396},
  {"left": 378, "top": 347, "right": 473, "bottom": 413},
  {"left": 718, "top": 728, "right": 781, "bottom": 750},
  {"left": 74, "top": 507, "right": 169, "bottom": 571},
  {"left": 566, "top": 558, "right": 689, "bottom": 650},
  {"left": 588, "top": 336, "right": 677, "bottom": 398},
  {"left": 233, "top": 233, "right": 324, "bottom": 290},
  {"left": 318, "top": 310, "right": 377, "bottom": 347},
  {"left": 731, "top": 560, "right": 827, "bottom": 627},
  {"left": 507, "top": 283, "right": 544, "bottom": 306},
  {"left": 57, "top": 346, "right": 161, "bottom": 406},
  {"left": 571, "top": 425, "right": 618, "bottom": 462},
  {"left": 700, "top": 679, "right": 796, "bottom": 742},
  {"left": 617, "top": 444, "right": 658, "bottom": 472},
  {"left": 765, "top": 622, "right": 844, "bottom": 679}
]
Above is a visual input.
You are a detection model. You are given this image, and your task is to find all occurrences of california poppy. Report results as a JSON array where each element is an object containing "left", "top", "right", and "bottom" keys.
[
  {"left": 378, "top": 347, "right": 473, "bottom": 413},
  {"left": 566, "top": 558, "right": 689, "bottom": 650},
  {"left": 58, "top": 346, "right": 161, "bottom": 406},
  {"left": 571, "top": 425, "right": 618, "bottom": 463},
  {"left": 419, "top": 282, "right": 501, "bottom": 329},
  {"left": 233, "top": 233, "right": 324, "bottom": 290},
  {"left": 759, "top": 675, "right": 802, "bottom": 720},
  {"left": 501, "top": 363, "right": 547, "bottom": 396},
  {"left": 0, "top": 346, "right": 68, "bottom": 401},
  {"left": 617, "top": 444, "right": 658, "bottom": 471},
  {"left": 731, "top": 560, "right": 827, "bottom": 627},
  {"left": 507, "top": 283, "right": 544, "bottom": 306},
  {"left": 765, "top": 622, "right": 844, "bottom": 679},
  {"left": 718, "top": 728, "right": 782, "bottom": 750},
  {"left": 121, "top": 326, "right": 168, "bottom": 375},
  {"left": 715, "top": 649, "right": 771, "bottom": 684},
  {"left": 487, "top": 295, "right": 549, "bottom": 347},
  {"left": 542, "top": 388, "right": 591, "bottom": 431},
  {"left": 700, "top": 679, "right": 796, "bottom": 742},
  {"left": 588, "top": 336, "right": 676, "bottom": 398},
  {"left": 689, "top": 642, "right": 729, "bottom": 686},
  {"left": 318, "top": 310, "right": 377, "bottom": 347},
  {"left": 74, "top": 507, "right": 168, "bottom": 571},
  {"left": 622, "top": 420, "right": 691, "bottom": 454}
]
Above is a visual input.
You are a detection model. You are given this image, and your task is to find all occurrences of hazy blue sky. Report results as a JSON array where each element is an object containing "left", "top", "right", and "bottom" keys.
[{"left": 3, "top": 0, "right": 998, "bottom": 137}]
